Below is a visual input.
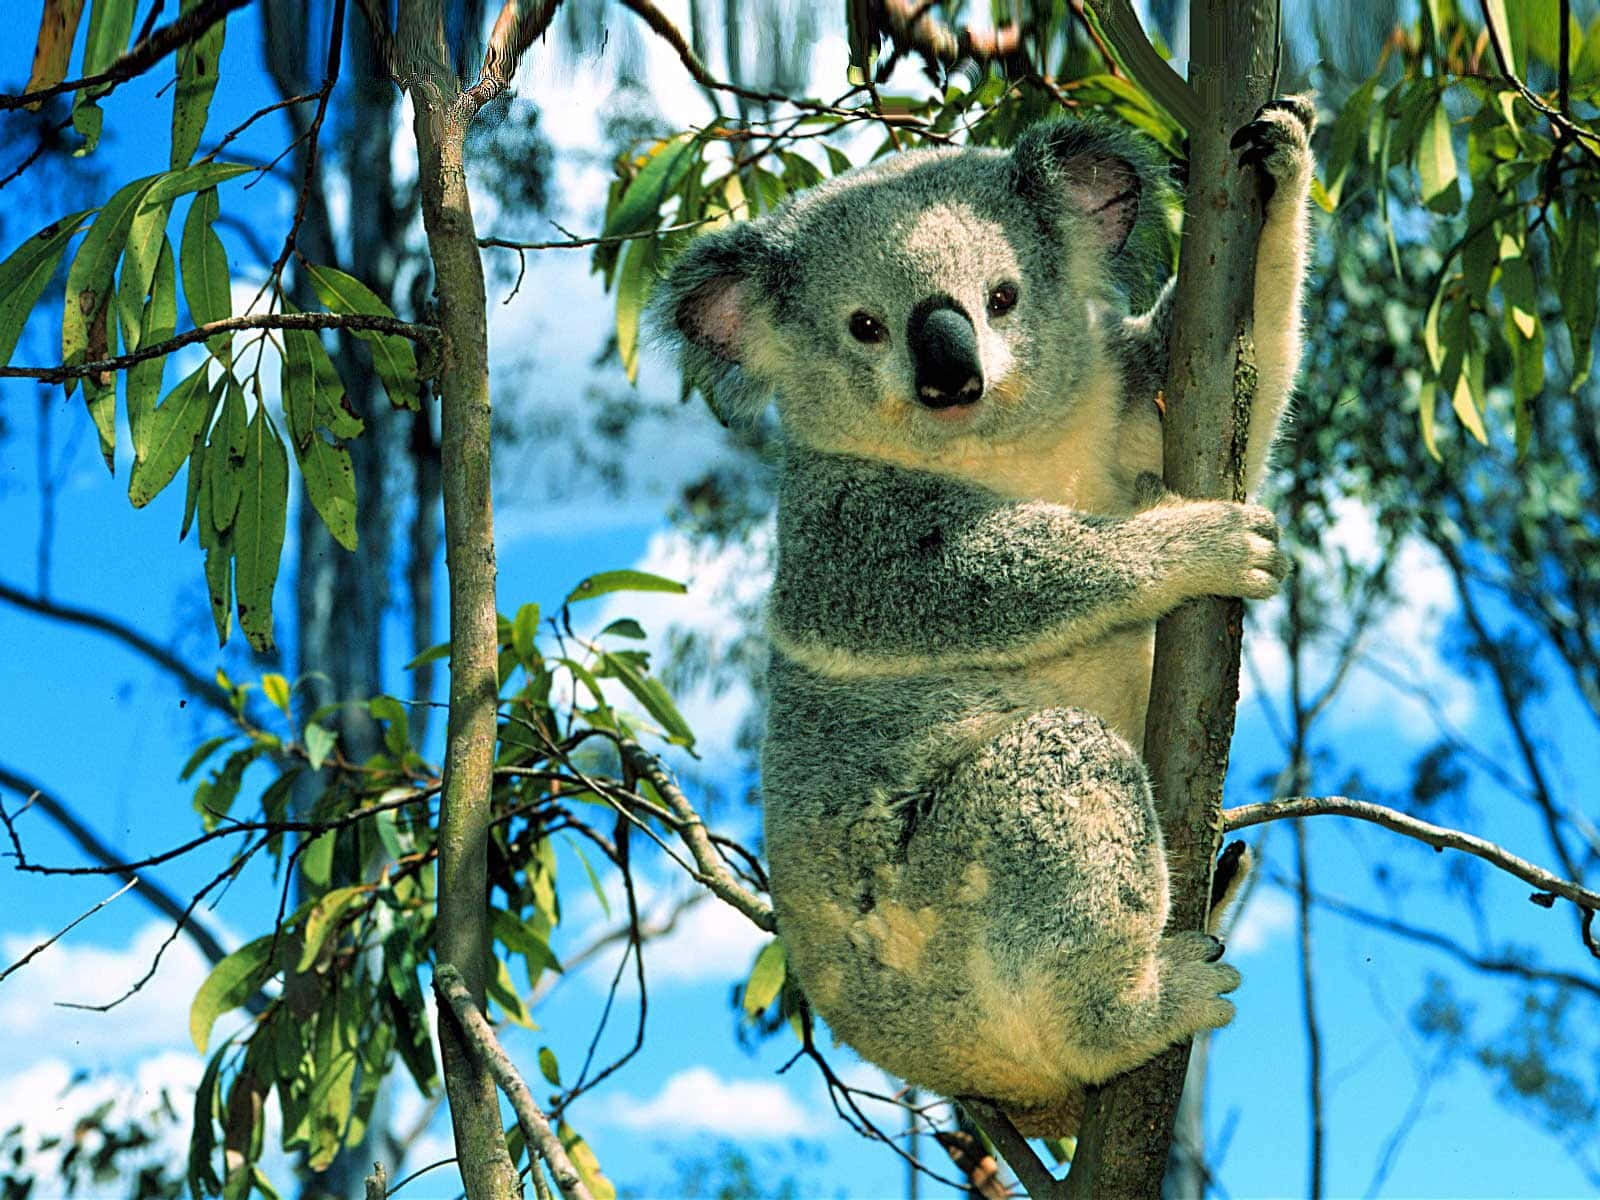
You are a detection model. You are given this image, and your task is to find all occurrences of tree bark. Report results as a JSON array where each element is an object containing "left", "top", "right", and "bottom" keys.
[
  {"left": 1064, "top": 3, "right": 1277, "bottom": 1195},
  {"left": 396, "top": 5, "right": 521, "bottom": 1198}
]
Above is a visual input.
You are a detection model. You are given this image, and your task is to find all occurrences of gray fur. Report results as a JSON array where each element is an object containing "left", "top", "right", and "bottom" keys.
[{"left": 655, "top": 108, "right": 1315, "bottom": 1134}]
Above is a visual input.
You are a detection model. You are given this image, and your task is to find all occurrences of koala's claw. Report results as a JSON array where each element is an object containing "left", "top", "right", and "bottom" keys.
[
  {"left": 1204, "top": 935, "right": 1226, "bottom": 963},
  {"left": 1231, "top": 94, "right": 1317, "bottom": 189}
]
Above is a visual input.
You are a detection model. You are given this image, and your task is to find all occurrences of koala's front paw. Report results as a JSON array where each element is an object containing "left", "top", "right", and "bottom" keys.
[
  {"left": 1159, "top": 931, "right": 1242, "bottom": 1037},
  {"left": 1230, "top": 94, "right": 1316, "bottom": 198},
  {"left": 1175, "top": 500, "right": 1289, "bottom": 600}
]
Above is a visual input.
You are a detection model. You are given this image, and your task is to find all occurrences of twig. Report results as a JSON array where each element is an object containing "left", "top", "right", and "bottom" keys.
[
  {"left": 0, "top": 311, "right": 438, "bottom": 383},
  {"left": 0, "top": 767, "right": 231, "bottom": 966},
  {"left": 1226, "top": 796, "right": 1600, "bottom": 944},
  {"left": 200, "top": 91, "right": 320, "bottom": 163},
  {"left": 0, "top": 0, "right": 254, "bottom": 111},
  {"left": 263, "top": 0, "right": 345, "bottom": 295},
  {"left": 1476, "top": 0, "right": 1600, "bottom": 153},
  {"left": 960, "top": 1097, "right": 1060, "bottom": 1198},
  {"left": 617, "top": 740, "right": 776, "bottom": 931},
  {"left": 458, "top": 0, "right": 564, "bottom": 119},
  {"left": 0, "top": 878, "right": 137, "bottom": 983},
  {"left": 1279, "top": 875, "right": 1600, "bottom": 1000},
  {"left": 433, "top": 964, "right": 595, "bottom": 1200}
]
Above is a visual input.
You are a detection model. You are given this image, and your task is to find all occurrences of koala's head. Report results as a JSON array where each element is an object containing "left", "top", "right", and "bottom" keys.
[{"left": 654, "top": 118, "right": 1169, "bottom": 453}]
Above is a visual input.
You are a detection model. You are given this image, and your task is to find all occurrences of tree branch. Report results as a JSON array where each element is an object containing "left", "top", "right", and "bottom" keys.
[
  {"left": 1228, "top": 796, "right": 1600, "bottom": 938},
  {"left": 458, "top": 0, "right": 564, "bottom": 119},
  {"left": 0, "top": 879, "right": 136, "bottom": 984},
  {"left": 0, "top": 0, "right": 255, "bottom": 111},
  {"left": 1083, "top": 0, "right": 1203, "bottom": 129},
  {"left": 0, "top": 764, "right": 231, "bottom": 966},
  {"left": 617, "top": 740, "right": 776, "bottom": 932},
  {"left": 433, "top": 964, "right": 595, "bottom": 1200},
  {"left": 0, "top": 311, "right": 438, "bottom": 383},
  {"left": 959, "top": 1099, "right": 1060, "bottom": 1198}
]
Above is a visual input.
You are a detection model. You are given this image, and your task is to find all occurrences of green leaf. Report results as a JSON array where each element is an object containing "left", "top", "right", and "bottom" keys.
[
  {"left": 127, "top": 237, "right": 177, "bottom": 447},
  {"left": 300, "top": 830, "right": 335, "bottom": 890},
  {"left": 178, "top": 734, "right": 233, "bottom": 782},
  {"left": 300, "top": 436, "right": 359, "bottom": 551},
  {"left": 487, "top": 955, "right": 535, "bottom": 1028},
  {"left": 302, "top": 1048, "right": 358, "bottom": 1171},
  {"left": 1558, "top": 195, "right": 1597, "bottom": 386},
  {"left": 615, "top": 233, "right": 657, "bottom": 384},
  {"left": 64, "top": 175, "right": 162, "bottom": 397},
  {"left": 262, "top": 673, "right": 291, "bottom": 714},
  {"left": 742, "top": 938, "right": 786, "bottom": 1016},
  {"left": 305, "top": 263, "right": 420, "bottom": 410},
  {"left": 565, "top": 569, "right": 686, "bottom": 604},
  {"left": 296, "top": 885, "right": 369, "bottom": 971},
  {"left": 599, "top": 618, "right": 646, "bottom": 640},
  {"left": 0, "top": 208, "right": 93, "bottom": 368},
  {"left": 369, "top": 695, "right": 410, "bottom": 756},
  {"left": 1574, "top": 15, "right": 1600, "bottom": 89},
  {"left": 1499, "top": 231, "right": 1538, "bottom": 340},
  {"left": 179, "top": 432, "right": 205, "bottom": 543},
  {"left": 181, "top": 187, "right": 232, "bottom": 361},
  {"left": 72, "top": 0, "right": 135, "bottom": 152},
  {"left": 1417, "top": 96, "right": 1460, "bottom": 214},
  {"left": 491, "top": 908, "right": 564, "bottom": 989},
  {"left": 129, "top": 365, "right": 215, "bottom": 507},
  {"left": 145, "top": 162, "right": 253, "bottom": 207},
  {"left": 197, "top": 436, "right": 234, "bottom": 645},
  {"left": 603, "top": 133, "right": 700, "bottom": 240},
  {"left": 558, "top": 1121, "right": 616, "bottom": 1200},
  {"left": 281, "top": 326, "right": 362, "bottom": 445},
  {"left": 208, "top": 376, "right": 248, "bottom": 532},
  {"left": 116, "top": 197, "right": 171, "bottom": 351},
  {"left": 172, "top": 0, "right": 226, "bottom": 167},
  {"left": 403, "top": 640, "right": 451, "bottom": 670},
  {"left": 538, "top": 1046, "right": 561, "bottom": 1087},
  {"left": 234, "top": 404, "right": 289, "bottom": 652},
  {"left": 191, "top": 935, "right": 274, "bottom": 1053},
  {"left": 512, "top": 602, "right": 541, "bottom": 662},
  {"left": 598, "top": 650, "right": 695, "bottom": 748},
  {"left": 188, "top": 1042, "right": 226, "bottom": 1198},
  {"left": 304, "top": 722, "right": 336, "bottom": 771},
  {"left": 1483, "top": 0, "right": 1517, "bottom": 75}
]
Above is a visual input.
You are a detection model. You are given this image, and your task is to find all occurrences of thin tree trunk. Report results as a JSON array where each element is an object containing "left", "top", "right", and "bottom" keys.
[
  {"left": 1064, "top": 3, "right": 1277, "bottom": 1194},
  {"left": 396, "top": 6, "right": 520, "bottom": 1195}
]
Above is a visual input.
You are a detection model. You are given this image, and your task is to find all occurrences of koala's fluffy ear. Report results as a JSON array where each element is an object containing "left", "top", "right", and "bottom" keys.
[
  {"left": 652, "top": 221, "right": 783, "bottom": 425},
  {"left": 1011, "top": 118, "right": 1170, "bottom": 298}
]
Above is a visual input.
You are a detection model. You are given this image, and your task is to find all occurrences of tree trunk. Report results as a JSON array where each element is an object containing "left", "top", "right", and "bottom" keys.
[
  {"left": 1064, "top": 2, "right": 1277, "bottom": 1195},
  {"left": 395, "top": 6, "right": 521, "bottom": 1196}
]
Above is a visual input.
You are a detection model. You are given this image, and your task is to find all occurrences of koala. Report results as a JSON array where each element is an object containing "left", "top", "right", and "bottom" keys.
[{"left": 656, "top": 99, "right": 1315, "bottom": 1136}]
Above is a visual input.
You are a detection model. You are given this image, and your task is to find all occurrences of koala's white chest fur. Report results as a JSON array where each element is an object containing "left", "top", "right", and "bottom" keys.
[{"left": 884, "top": 355, "right": 1165, "bottom": 747}]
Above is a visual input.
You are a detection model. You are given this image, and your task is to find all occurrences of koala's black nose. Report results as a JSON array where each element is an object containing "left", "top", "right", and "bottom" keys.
[{"left": 908, "top": 300, "right": 983, "bottom": 409}]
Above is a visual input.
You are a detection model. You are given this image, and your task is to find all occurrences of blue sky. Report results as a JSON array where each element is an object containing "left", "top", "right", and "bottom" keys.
[{"left": 2, "top": 3, "right": 1598, "bottom": 1199}]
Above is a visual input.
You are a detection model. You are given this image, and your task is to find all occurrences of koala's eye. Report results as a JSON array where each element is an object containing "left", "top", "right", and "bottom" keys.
[
  {"left": 849, "top": 311, "right": 888, "bottom": 345},
  {"left": 987, "top": 282, "right": 1019, "bottom": 318}
]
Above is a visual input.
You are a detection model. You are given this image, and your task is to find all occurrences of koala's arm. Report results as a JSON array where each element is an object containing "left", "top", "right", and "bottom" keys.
[
  {"left": 769, "top": 449, "right": 1284, "bottom": 674},
  {"left": 1118, "top": 97, "right": 1315, "bottom": 497}
]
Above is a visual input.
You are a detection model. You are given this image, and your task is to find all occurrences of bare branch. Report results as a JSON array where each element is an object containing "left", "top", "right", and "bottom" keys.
[
  {"left": 0, "top": 764, "right": 231, "bottom": 966},
  {"left": 0, "top": 878, "right": 137, "bottom": 984},
  {"left": 959, "top": 1098, "right": 1060, "bottom": 1198},
  {"left": 459, "top": 0, "right": 564, "bottom": 118},
  {"left": 1226, "top": 796, "right": 1600, "bottom": 940},
  {"left": 0, "top": 311, "right": 438, "bottom": 384},
  {"left": 0, "top": 579, "right": 234, "bottom": 715},
  {"left": 618, "top": 741, "right": 776, "bottom": 932},
  {"left": 0, "top": 0, "right": 254, "bottom": 111},
  {"left": 433, "top": 964, "right": 595, "bottom": 1200}
]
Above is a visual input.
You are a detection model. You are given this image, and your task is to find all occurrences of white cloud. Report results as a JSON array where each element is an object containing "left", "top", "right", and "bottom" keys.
[
  {"left": 1225, "top": 888, "right": 1295, "bottom": 956},
  {"left": 0, "top": 921, "right": 231, "bottom": 1067},
  {"left": 642, "top": 891, "right": 768, "bottom": 985},
  {"left": 599, "top": 1066, "right": 815, "bottom": 1137}
]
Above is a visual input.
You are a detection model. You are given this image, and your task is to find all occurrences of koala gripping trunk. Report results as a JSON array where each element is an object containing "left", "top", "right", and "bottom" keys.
[{"left": 1061, "top": 2, "right": 1280, "bottom": 1197}]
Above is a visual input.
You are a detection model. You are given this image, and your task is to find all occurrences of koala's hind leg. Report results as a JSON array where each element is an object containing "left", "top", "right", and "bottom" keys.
[{"left": 926, "top": 708, "right": 1240, "bottom": 1092}]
